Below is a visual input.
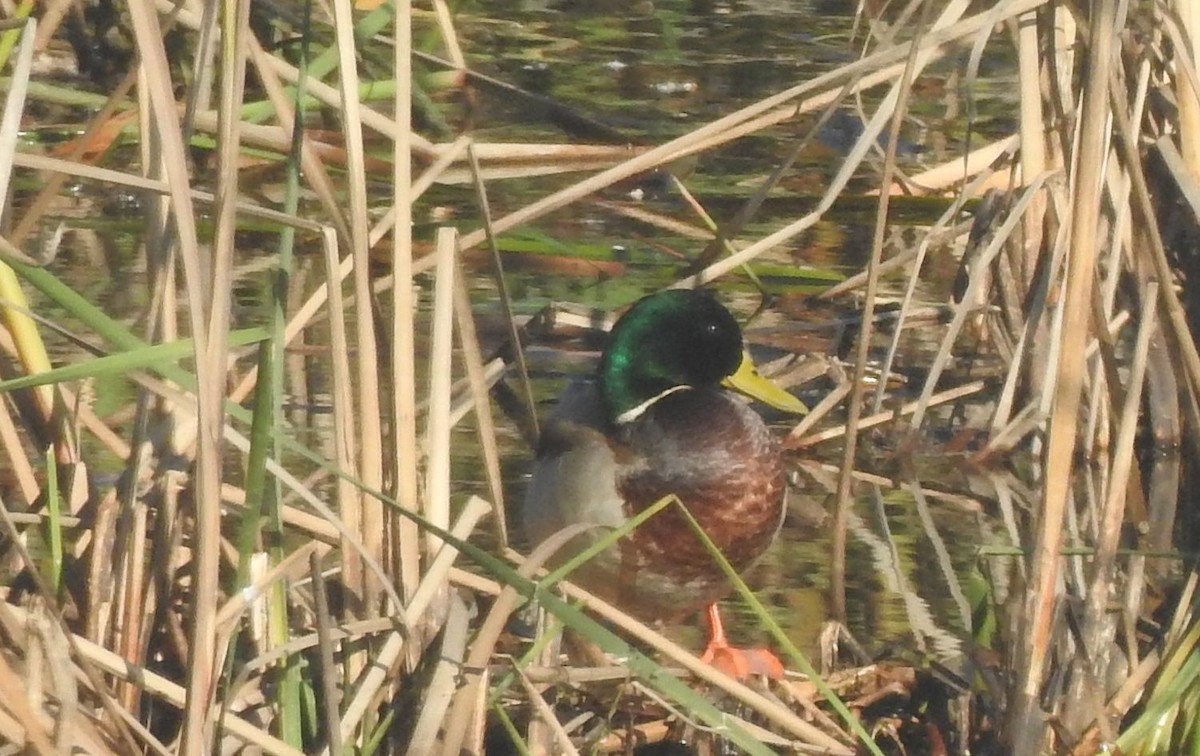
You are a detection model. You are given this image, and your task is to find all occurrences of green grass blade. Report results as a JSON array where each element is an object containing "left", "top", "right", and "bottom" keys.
[{"left": 0, "top": 327, "right": 269, "bottom": 394}]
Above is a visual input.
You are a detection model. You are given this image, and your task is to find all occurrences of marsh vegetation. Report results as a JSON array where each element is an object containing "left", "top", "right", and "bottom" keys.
[{"left": 1, "top": 0, "right": 1199, "bottom": 753}]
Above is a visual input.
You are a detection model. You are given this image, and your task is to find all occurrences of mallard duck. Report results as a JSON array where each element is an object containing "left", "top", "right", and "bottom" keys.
[{"left": 524, "top": 289, "right": 806, "bottom": 678}]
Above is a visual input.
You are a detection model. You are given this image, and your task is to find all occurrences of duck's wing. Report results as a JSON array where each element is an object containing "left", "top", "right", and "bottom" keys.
[{"left": 524, "top": 380, "right": 628, "bottom": 547}]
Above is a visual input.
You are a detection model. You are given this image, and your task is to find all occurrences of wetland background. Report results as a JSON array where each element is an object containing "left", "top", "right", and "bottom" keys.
[{"left": 1, "top": 0, "right": 1199, "bottom": 753}]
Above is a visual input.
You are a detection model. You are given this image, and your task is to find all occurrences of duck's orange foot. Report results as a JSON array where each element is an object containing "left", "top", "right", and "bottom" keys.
[
  {"left": 700, "top": 603, "right": 785, "bottom": 680},
  {"left": 700, "top": 640, "right": 785, "bottom": 679}
]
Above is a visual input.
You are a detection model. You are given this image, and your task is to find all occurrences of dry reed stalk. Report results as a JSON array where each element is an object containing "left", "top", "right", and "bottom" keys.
[
  {"left": 405, "top": 595, "right": 473, "bottom": 756},
  {"left": 0, "top": 391, "right": 35, "bottom": 500},
  {"left": 988, "top": 186, "right": 1071, "bottom": 435},
  {"left": 895, "top": 135, "right": 1019, "bottom": 194},
  {"left": 832, "top": 0, "right": 934, "bottom": 624},
  {"left": 426, "top": 227, "right": 457, "bottom": 557},
  {"left": 438, "top": 531, "right": 579, "bottom": 756},
  {"left": 122, "top": 0, "right": 220, "bottom": 750},
  {"left": 691, "top": 93, "right": 851, "bottom": 273},
  {"left": 0, "top": 646, "right": 57, "bottom": 755},
  {"left": 1067, "top": 283, "right": 1158, "bottom": 734},
  {"left": 429, "top": 148, "right": 644, "bottom": 184},
  {"left": 228, "top": 246, "right": 350, "bottom": 405},
  {"left": 1175, "top": 0, "right": 1200, "bottom": 177},
  {"left": 213, "top": 542, "right": 323, "bottom": 634},
  {"left": 217, "top": 551, "right": 323, "bottom": 740},
  {"left": 684, "top": 93, "right": 894, "bottom": 289},
  {"left": 332, "top": 496, "right": 492, "bottom": 751},
  {"left": 0, "top": 20, "right": 59, "bottom": 449},
  {"left": 0, "top": 335, "right": 39, "bottom": 502},
  {"left": 990, "top": 487, "right": 1027, "bottom": 579},
  {"left": 0, "top": 502, "right": 143, "bottom": 752},
  {"left": 221, "top": 483, "right": 340, "bottom": 542},
  {"left": 193, "top": 0, "right": 251, "bottom": 742},
  {"left": 909, "top": 172, "right": 1053, "bottom": 430},
  {"left": 227, "top": 616, "right": 397, "bottom": 688},
  {"left": 101, "top": 366, "right": 402, "bottom": 604},
  {"left": 10, "top": 151, "right": 323, "bottom": 237},
  {"left": 11, "top": 149, "right": 328, "bottom": 250},
  {"left": 466, "top": 142, "right": 539, "bottom": 443},
  {"left": 115, "top": 501, "right": 149, "bottom": 713},
  {"left": 975, "top": 401, "right": 1043, "bottom": 461},
  {"left": 595, "top": 197, "right": 716, "bottom": 241},
  {"left": 786, "top": 379, "right": 853, "bottom": 443},
  {"left": 818, "top": 226, "right": 967, "bottom": 299},
  {"left": 318, "top": 224, "right": 367, "bottom": 609},
  {"left": 246, "top": 36, "right": 351, "bottom": 239},
  {"left": 869, "top": 158, "right": 1006, "bottom": 416},
  {"left": 371, "top": 129, "right": 464, "bottom": 249},
  {"left": 790, "top": 380, "right": 986, "bottom": 449},
  {"left": 329, "top": 0, "right": 387, "bottom": 621},
  {"left": 1012, "top": 2, "right": 1119, "bottom": 749},
  {"left": 309, "top": 553, "right": 342, "bottom": 756},
  {"left": 1119, "top": 133, "right": 1200, "bottom": 439},
  {"left": 29, "top": 0, "right": 73, "bottom": 51},
  {"left": 208, "top": 109, "right": 414, "bottom": 166},
  {"left": 253, "top": 49, "right": 438, "bottom": 157},
  {"left": 2, "top": 603, "right": 306, "bottom": 756},
  {"left": 408, "top": 134, "right": 471, "bottom": 201},
  {"left": 392, "top": 0, "right": 422, "bottom": 614},
  {"left": 661, "top": 14, "right": 1013, "bottom": 187},
  {"left": 1016, "top": 8, "right": 1048, "bottom": 288},
  {"left": 8, "top": 38, "right": 140, "bottom": 248},
  {"left": 445, "top": 359, "right": 506, "bottom": 425},
  {"left": 687, "top": 0, "right": 992, "bottom": 292},
  {"left": 791, "top": 459, "right": 907, "bottom": 501},
  {"left": 431, "top": 0, "right": 466, "bottom": 68},
  {"left": 452, "top": 275, "right": 508, "bottom": 544},
  {"left": 514, "top": 661, "right": 584, "bottom": 756}
]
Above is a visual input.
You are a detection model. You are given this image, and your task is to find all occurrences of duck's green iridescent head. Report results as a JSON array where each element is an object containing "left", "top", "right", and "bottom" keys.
[
  {"left": 598, "top": 290, "right": 808, "bottom": 421},
  {"left": 597, "top": 290, "right": 746, "bottom": 418}
]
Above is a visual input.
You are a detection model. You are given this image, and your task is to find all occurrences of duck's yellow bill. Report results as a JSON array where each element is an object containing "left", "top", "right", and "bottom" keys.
[{"left": 722, "top": 352, "right": 808, "bottom": 414}]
